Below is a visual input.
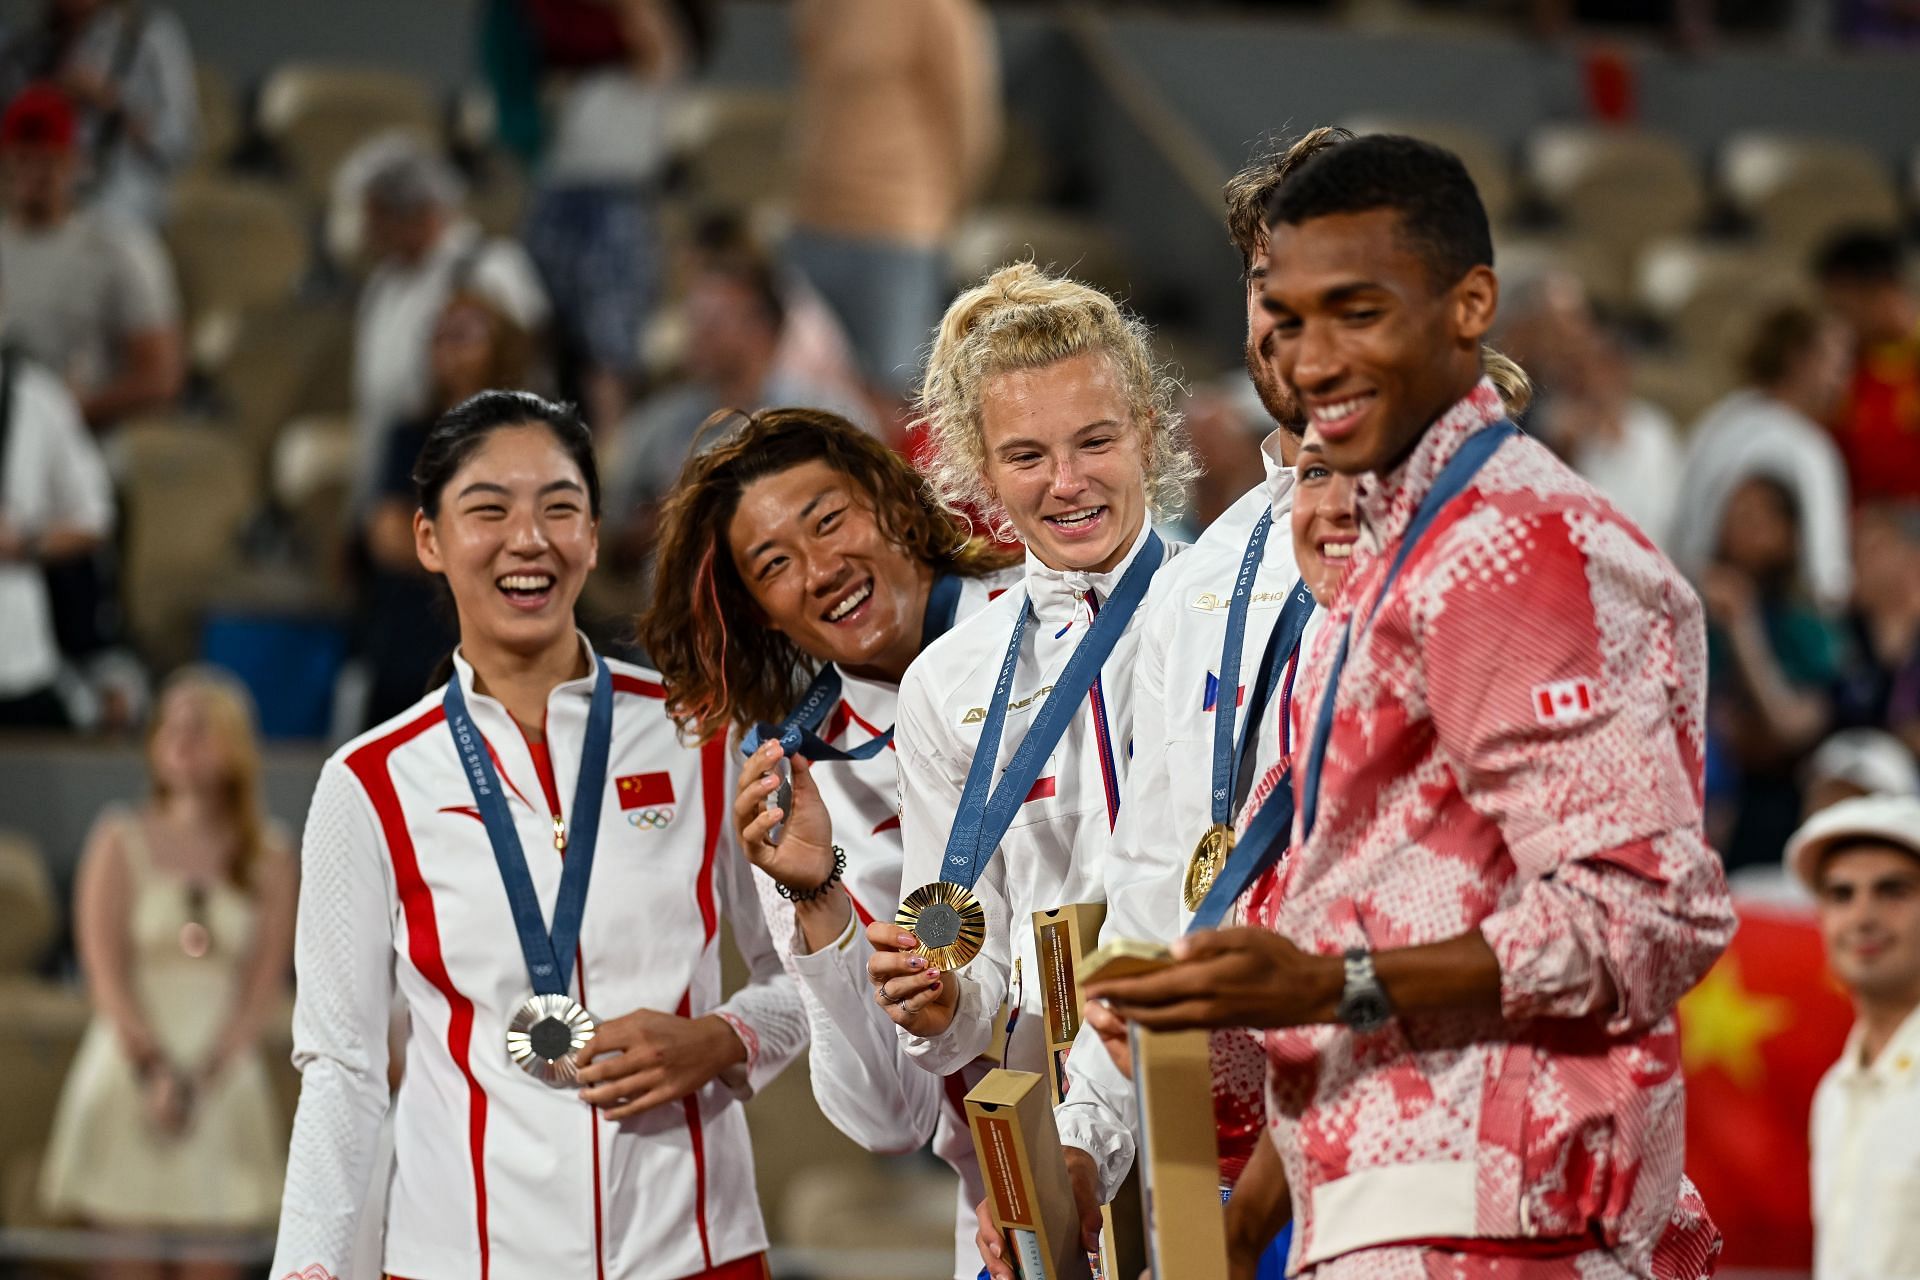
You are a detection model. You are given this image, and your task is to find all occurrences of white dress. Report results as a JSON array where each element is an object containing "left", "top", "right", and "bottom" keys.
[{"left": 40, "top": 810, "right": 286, "bottom": 1229}]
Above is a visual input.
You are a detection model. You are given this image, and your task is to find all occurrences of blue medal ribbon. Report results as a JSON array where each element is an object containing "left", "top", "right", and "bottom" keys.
[
  {"left": 1187, "top": 506, "right": 1315, "bottom": 931},
  {"left": 444, "top": 655, "right": 613, "bottom": 997},
  {"left": 741, "top": 572, "right": 967, "bottom": 762},
  {"left": 943, "top": 533, "right": 1165, "bottom": 890},
  {"left": 1298, "top": 420, "right": 1519, "bottom": 845}
]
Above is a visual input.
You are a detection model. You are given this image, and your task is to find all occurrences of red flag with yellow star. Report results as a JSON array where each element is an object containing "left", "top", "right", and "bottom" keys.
[{"left": 1679, "top": 901, "right": 1854, "bottom": 1269}]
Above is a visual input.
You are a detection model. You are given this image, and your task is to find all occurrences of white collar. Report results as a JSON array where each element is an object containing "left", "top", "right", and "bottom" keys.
[
  {"left": 1258, "top": 427, "right": 1299, "bottom": 522},
  {"left": 451, "top": 631, "right": 600, "bottom": 715},
  {"left": 1021, "top": 518, "right": 1155, "bottom": 630},
  {"left": 1833, "top": 1002, "right": 1920, "bottom": 1084}
]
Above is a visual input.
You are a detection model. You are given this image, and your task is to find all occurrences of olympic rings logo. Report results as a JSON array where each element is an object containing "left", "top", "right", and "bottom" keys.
[{"left": 627, "top": 808, "right": 675, "bottom": 829}]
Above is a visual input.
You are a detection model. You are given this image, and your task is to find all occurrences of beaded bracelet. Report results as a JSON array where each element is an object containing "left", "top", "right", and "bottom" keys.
[{"left": 777, "top": 845, "right": 847, "bottom": 903}]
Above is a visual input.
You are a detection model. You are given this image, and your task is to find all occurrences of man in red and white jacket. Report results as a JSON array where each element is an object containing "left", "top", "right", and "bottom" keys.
[
  {"left": 1085, "top": 135, "right": 1735, "bottom": 1277},
  {"left": 272, "top": 647, "right": 804, "bottom": 1280}
]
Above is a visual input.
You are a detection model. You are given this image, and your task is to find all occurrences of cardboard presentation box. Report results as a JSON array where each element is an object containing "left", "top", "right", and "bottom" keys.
[
  {"left": 1032, "top": 904, "right": 1146, "bottom": 1280},
  {"left": 1131, "top": 1025, "right": 1229, "bottom": 1280},
  {"left": 965, "top": 1069, "right": 1094, "bottom": 1280}
]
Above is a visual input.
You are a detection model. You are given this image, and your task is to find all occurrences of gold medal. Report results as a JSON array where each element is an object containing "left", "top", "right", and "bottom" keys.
[
  {"left": 1183, "top": 823, "right": 1234, "bottom": 911},
  {"left": 895, "top": 880, "right": 988, "bottom": 970}
]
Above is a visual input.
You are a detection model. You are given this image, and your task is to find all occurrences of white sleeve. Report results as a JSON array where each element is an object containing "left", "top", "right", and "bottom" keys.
[
  {"left": 28, "top": 371, "right": 114, "bottom": 535},
  {"left": 895, "top": 661, "right": 1007, "bottom": 1075},
  {"left": 1797, "top": 433, "right": 1853, "bottom": 613},
  {"left": 109, "top": 217, "right": 181, "bottom": 329},
  {"left": 792, "top": 914, "right": 941, "bottom": 1153},
  {"left": 126, "top": 10, "right": 199, "bottom": 172},
  {"left": 270, "top": 760, "right": 396, "bottom": 1280},
  {"left": 473, "top": 239, "right": 552, "bottom": 332},
  {"left": 712, "top": 831, "right": 808, "bottom": 1098},
  {"left": 1054, "top": 1019, "right": 1138, "bottom": 1204}
]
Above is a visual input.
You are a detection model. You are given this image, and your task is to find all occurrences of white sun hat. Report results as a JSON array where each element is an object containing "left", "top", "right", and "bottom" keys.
[{"left": 1784, "top": 793, "right": 1920, "bottom": 894}]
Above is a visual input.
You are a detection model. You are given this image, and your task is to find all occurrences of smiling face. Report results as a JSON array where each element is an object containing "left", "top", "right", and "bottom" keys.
[
  {"left": 1290, "top": 433, "right": 1359, "bottom": 600},
  {"left": 727, "top": 458, "right": 934, "bottom": 682},
  {"left": 1262, "top": 208, "right": 1496, "bottom": 476},
  {"left": 1818, "top": 842, "right": 1920, "bottom": 1006},
  {"left": 1245, "top": 255, "right": 1301, "bottom": 433},
  {"left": 979, "top": 350, "right": 1149, "bottom": 574},
  {"left": 414, "top": 424, "right": 598, "bottom": 664}
]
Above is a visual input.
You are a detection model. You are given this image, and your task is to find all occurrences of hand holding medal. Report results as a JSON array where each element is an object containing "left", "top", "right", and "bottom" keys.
[
  {"left": 734, "top": 739, "right": 840, "bottom": 899},
  {"left": 864, "top": 918, "right": 961, "bottom": 1035}
]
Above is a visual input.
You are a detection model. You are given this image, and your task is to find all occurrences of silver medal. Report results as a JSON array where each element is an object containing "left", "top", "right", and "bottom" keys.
[
  {"left": 506, "top": 993, "right": 597, "bottom": 1087},
  {"left": 766, "top": 757, "right": 793, "bottom": 846}
]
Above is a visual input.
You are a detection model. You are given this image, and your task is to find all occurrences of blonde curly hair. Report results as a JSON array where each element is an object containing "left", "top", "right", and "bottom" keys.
[{"left": 917, "top": 262, "right": 1197, "bottom": 539}]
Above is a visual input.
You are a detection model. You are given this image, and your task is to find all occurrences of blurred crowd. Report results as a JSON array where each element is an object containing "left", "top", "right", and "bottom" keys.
[{"left": 0, "top": 0, "right": 1917, "bottom": 1269}]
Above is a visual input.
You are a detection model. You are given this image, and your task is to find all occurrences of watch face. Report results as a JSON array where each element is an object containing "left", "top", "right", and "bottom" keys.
[{"left": 1345, "top": 993, "right": 1392, "bottom": 1034}]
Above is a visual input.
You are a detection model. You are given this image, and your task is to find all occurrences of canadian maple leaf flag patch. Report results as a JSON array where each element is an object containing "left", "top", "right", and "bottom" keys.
[{"left": 1532, "top": 678, "right": 1596, "bottom": 724}]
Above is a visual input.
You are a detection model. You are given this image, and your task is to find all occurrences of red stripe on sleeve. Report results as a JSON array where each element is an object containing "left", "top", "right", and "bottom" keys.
[{"left": 346, "top": 707, "right": 492, "bottom": 1280}]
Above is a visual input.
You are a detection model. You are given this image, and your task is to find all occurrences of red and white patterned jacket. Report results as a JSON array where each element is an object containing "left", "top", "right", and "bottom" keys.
[{"left": 1251, "top": 380, "right": 1736, "bottom": 1276}]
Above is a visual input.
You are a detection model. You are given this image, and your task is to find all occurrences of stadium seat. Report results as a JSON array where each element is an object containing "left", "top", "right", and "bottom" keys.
[
  {"left": 271, "top": 413, "right": 357, "bottom": 569},
  {"left": 1635, "top": 350, "right": 1738, "bottom": 432},
  {"left": 115, "top": 419, "right": 257, "bottom": 669},
  {"left": 949, "top": 205, "right": 1133, "bottom": 300},
  {"left": 1525, "top": 124, "right": 1706, "bottom": 258},
  {"left": 1342, "top": 115, "right": 1514, "bottom": 222},
  {"left": 1496, "top": 232, "right": 1635, "bottom": 316},
  {"left": 1720, "top": 131, "right": 1902, "bottom": 255},
  {"left": 198, "top": 299, "right": 353, "bottom": 472},
  {"left": 1636, "top": 236, "right": 1808, "bottom": 370},
  {"left": 165, "top": 175, "right": 310, "bottom": 329},
  {"left": 669, "top": 88, "right": 792, "bottom": 211},
  {"left": 190, "top": 61, "right": 239, "bottom": 173},
  {"left": 0, "top": 832, "right": 54, "bottom": 976},
  {"left": 257, "top": 63, "right": 440, "bottom": 206}
]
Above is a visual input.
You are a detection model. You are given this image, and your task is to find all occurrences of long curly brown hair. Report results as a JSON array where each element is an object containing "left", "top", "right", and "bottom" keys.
[{"left": 639, "top": 407, "right": 1018, "bottom": 745}]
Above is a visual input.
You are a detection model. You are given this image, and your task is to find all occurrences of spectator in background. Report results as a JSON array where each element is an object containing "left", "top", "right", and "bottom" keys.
[
  {"left": 1785, "top": 795, "right": 1920, "bottom": 1280},
  {"left": 0, "top": 333, "right": 111, "bottom": 729},
  {"left": 516, "top": 0, "right": 705, "bottom": 433},
  {"left": 1703, "top": 471, "right": 1842, "bottom": 870},
  {"left": 1816, "top": 229, "right": 1920, "bottom": 504},
  {"left": 605, "top": 239, "right": 869, "bottom": 563},
  {"left": 0, "top": 0, "right": 197, "bottom": 224},
  {"left": 1672, "top": 303, "right": 1855, "bottom": 613},
  {"left": 786, "top": 0, "right": 1000, "bottom": 405},
  {"left": 350, "top": 134, "right": 548, "bottom": 507},
  {"left": 39, "top": 668, "right": 293, "bottom": 1270},
  {"left": 1495, "top": 267, "right": 1683, "bottom": 547},
  {"left": 0, "top": 81, "right": 181, "bottom": 432},
  {"left": 1833, "top": 504, "right": 1920, "bottom": 750},
  {"left": 355, "top": 291, "right": 530, "bottom": 730},
  {"left": 1804, "top": 728, "right": 1920, "bottom": 818}
]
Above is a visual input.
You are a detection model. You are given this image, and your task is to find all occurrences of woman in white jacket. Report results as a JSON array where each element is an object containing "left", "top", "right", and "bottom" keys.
[
  {"left": 272, "top": 391, "right": 803, "bottom": 1280},
  {"left": 855, "top": 263, "right": 1194, "bottom": 1269},
  {"left": 640, "top": 406, "right": 1021, "bottom": 1280}
]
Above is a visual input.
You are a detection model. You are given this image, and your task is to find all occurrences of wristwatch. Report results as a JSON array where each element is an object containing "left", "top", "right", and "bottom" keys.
[{"left": 1336, "top": 947, "right": 1393, "bottom": 1033}]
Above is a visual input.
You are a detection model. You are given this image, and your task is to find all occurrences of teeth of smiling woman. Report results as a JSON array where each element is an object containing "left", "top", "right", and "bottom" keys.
[
  {"left": 1322, "top": 544, "right": 1354, "bottom": 560},
  {"left": 499, "top": 574, "right": 553, "bottom": 591},
  {"left": 1051, "top": 508, "right": 1100, "bottom": 527},
  {"left": 1312, "top": 397, "right": 1367, "bottom": 422},
  {"left": 827, "top": 582, "right": 872, "bottom": 620}
]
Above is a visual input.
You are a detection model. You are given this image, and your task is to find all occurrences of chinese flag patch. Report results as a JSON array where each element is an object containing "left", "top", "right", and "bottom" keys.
[
  {"left": 616, "top": 772, "right": 675, "bottom": 810},
  {"left": 1532, "top": 678, "right": 1596, "bottom": 724}
]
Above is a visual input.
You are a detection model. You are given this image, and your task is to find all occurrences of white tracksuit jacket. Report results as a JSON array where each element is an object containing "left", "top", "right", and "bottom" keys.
[
  {"left": 892, "top": 523, "right": 1184, "bottom": 1085},
  {"left": 1055, "top": 439, "right": 1327, "bottom": 1204},
  {"left": 272, "top": 642, "right": 806, "bottom": 1280},
  {"left": 749, "top": 567, "right": 1022, "bottom": 1280}
]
